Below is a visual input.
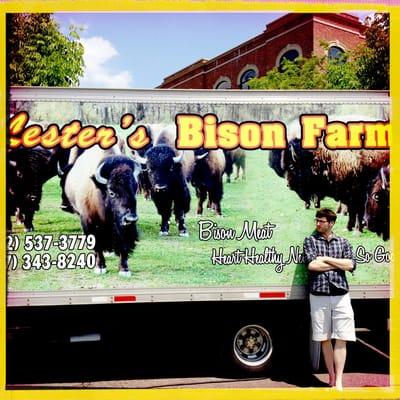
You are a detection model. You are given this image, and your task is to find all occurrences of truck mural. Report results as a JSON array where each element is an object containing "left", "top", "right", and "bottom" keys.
[{"left": 6, "top": 87, "right": 390, "bottom": 379}]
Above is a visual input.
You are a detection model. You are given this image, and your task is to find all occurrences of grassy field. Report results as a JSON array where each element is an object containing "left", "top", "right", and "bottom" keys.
[{"left": 7, "top": 150, "right": 390, "bottom": 291}]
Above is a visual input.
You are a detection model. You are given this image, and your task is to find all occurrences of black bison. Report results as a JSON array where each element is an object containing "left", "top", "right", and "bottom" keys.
[
  {"left": 134, "top": 125, "right": 194, "bottom": 236},
  {"left": 65, "top": 145, "right": 140, "bottom": 276},
  {"left": 268, "top": 118, "right": 300, "bottom": 179},
  {"left": 130, "top": 124, "right": 161, "bottom": 201},
  {"left": 269, "top": 145, "right": 320, "bottom": 209},
  {"left": 192, "top": 149, "right": 225, "bottom": 216},
  {"left": 50, "top": 146, "right": 86, "bottom": 213},
  {"left": 283, "top": 138, "right": 389, "bottom": 232},
  {"left": 224, "top": 148, "right": 246, "bottom": 183},
  {"left": 365, "top": 165, "right": 390, "bottom": 241},
  {"left": 7, "top": 147, "right": 56, "bottom": 232}
]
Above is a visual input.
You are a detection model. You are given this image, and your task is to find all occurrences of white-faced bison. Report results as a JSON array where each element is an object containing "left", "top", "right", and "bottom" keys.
[{"left": 65, "top": 145, "right": 140, "bottom": 276}]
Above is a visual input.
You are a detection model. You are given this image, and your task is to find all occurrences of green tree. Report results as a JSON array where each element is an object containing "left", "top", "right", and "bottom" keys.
[
  {"left": 249, "top": 51, "right": 361, "bottom": 90},
  {"left": 355, "top": 13, "right": 389, "bottom": 90},
  {"left": 8, "top": 13, "right": 84, "bottom": 86},
  {"left": 249, "top": 56, "right": 328, "bottom": 90},
  {"left": 325, "top": 52, "right": 361, "bottom": 89}
]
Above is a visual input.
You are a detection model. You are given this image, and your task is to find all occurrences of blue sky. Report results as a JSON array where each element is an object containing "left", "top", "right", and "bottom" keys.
[{"left": 54, "top": 12, "right": 372, "bottom": 89}]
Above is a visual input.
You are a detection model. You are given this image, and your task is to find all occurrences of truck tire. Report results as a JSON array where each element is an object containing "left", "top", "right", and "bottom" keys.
[{"left": 230, "top": 324, "right": 273, "bottom": 374}]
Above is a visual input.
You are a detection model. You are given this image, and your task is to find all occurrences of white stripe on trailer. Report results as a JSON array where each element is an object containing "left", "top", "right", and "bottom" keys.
[
  {"left": 7, "top": 285, "right": 389, "bottom": 307},
  {"left": 91, "top": 296, "right": 111, "bottom": 304},
  {"left": 10, "top": 87, "right": 390, "bottom": 105}
]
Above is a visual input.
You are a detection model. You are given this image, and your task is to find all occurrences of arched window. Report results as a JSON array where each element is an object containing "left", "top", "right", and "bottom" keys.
[
  {"left": 239, "top": 69, "right": 257, "bottom": 89},
  {"left": 215, "top": 79, "right": 231, "bottom": 89},
  {"left": 275, "top": 45, "right": 302, "bottom": 69},
  {"left": 214, "top": 76, "right": 232, "bottom": 89},
  {"left": 328, "top": 46, "right": 345, "bottom": 61},
  {"left": 278, "top": 49, "right": 300, "bottom": 71}
]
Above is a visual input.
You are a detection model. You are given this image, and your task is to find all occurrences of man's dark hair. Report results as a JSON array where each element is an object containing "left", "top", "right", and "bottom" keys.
[{"left": 316, "top": 208, "right": 337, "bottom": 223}]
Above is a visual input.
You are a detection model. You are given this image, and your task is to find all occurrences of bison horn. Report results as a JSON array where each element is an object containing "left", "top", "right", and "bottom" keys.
[
  {"left": 173, "top": 151, "right": 184, "bottom": 163},
  {"left": 94, "top": 162, "right": 108, "bottom": 185},
  {"left": 132, "top": 150, "right": 147, "bottom": 165},
  {"left": 132, "top": 162, "right": 141, "bottom": 181},
  {"left": 289, "top": 144, "right": 298, "bottom": 162},
  {"left": 195, "top": 152, "right": 208, "bottom": 161},
  {"left": 380, "top": 167, "right": 388, "bottom": 190},
  {"left": 57, "top": 162, "right": 64, "bottom": 177}
]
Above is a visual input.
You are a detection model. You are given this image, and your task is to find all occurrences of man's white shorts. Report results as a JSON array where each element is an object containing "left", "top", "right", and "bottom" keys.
[{"left": 310, "top": 293, "right": 356, "bottom": 342}]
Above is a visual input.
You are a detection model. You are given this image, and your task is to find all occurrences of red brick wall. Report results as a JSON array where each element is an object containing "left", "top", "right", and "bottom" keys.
[
  {"left": 159, "top": 14, "right": 364, "bottom": 89},
  {"left": 313, "top": 18, "right": 364, "bottom": 56},
  {"left": 202, "top": 21, "right": 315, "bottom": 89}
]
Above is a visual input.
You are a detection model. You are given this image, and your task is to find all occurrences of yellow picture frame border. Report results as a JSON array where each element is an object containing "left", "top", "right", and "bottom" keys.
[{"left": 1, "top": 1, "right": 399, "bottom": 399}]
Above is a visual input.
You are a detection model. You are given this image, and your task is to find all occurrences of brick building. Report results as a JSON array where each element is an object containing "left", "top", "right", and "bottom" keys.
[{"left": 158, "top": 13, "right": 365, "bottom": 89}]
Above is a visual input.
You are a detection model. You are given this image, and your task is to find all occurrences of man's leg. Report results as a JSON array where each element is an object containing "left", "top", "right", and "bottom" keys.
[
  {"left": 321, "top": 340, "right": 335, "bottom": 386},
  {"left": 331, "top": 293, "right": 355, "bottom": 390},
  {"left": 333, "top": 339, "right": 347, "bottom": 390}
]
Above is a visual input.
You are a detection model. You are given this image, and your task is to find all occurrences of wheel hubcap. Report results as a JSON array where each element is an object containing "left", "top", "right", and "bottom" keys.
[{"left": 233, "top": 324, "right": 272, "bottom": 367}]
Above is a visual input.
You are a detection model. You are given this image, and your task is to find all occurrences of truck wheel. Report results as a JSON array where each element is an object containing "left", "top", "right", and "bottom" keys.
[{"left": 231, "top": 324, "right": 273, "bottom": 373}]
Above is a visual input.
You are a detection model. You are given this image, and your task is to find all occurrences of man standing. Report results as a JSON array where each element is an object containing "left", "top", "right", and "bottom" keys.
[{"left": 303, "top": 208, "right": 356, "bottom": 390}]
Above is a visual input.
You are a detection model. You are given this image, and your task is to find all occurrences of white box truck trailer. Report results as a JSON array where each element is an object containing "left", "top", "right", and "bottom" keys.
[{"left": 6, "top": 87, "right": 390, "bottom": 379}]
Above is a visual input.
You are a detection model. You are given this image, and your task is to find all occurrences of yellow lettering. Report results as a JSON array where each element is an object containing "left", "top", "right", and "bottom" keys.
[
  {"left": 261, "top": 122, "right": 286, "bottom": 149},
  {"left": 203, "top": 114, "right": 218, "bottom": 149},
  {"left": 41, "top": 125, "right": 60, "bottom": 148},
  {"left": 301, "top": 115, "right": 327, "bottom": 148},
  {"left": 325, "top": 122, "right": 348, "bottom": 149},
  {"left": 176, "top": 115, "right": 204, "bottom": 149},
  {"left": 218, "top": 122, "right": 239, "bottom": 149},
  {"left": 60, "top": 121, "right": 81, "bottom": 148},
  {"left": 77, "top": 126, "right": 97, "bottom": 148},
  {"left": 364, "top": 122, "right": 391, "bottom": 148},
  {"left": 347, "top": 123, "right": 364, "bottom": 148},
  {"left": 239, "top": 123, "right": 260, "bottom": 149},
  {"left": 127, "top": 126, "right": 149, "bottom": 150},
  {"left": 22, "top": 126, "right": 42, "bottom": 148}
]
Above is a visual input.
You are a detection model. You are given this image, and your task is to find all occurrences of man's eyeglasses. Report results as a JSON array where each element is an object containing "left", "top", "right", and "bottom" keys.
[{"left": 315, "top": 218, "right": 329, "bottom": 224}]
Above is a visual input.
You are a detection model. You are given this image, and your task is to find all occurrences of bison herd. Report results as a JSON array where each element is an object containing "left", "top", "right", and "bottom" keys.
[
  {"left": 269, "top": 118, "right": 390, "bottom": 241},
  {"left": 7, "top": 119, "right": 389, "bottom": 276}
]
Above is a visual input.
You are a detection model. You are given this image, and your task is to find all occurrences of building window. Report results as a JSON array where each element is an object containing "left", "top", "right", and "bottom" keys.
[
  {"left": 275, "top": 44, "right": 303, "bottom": 69},
  {"left": 328, "top": 45, "right": 345, "bottom": 61},
  {"left": 214, "top": 77, "right": 232, "bottom": 89},
  {"left": 279, "top": 49, "right": 300, "bottom": 67},
  {"left": 239, "top": 69, "right": 257, "bottom": 89}
]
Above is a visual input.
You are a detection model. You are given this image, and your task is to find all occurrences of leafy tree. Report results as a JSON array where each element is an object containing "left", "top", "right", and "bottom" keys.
[
  {"left": 249, "top": 56, "right": 327, "bottom": 90},
  {"left": 355, "top": 13, "right": 389, "bottom": 90},
  {"left": 249, "top": 52, "right": 360, "bottom": 90},
  {"left": 8, "top": 13, "right": 84, "bottom": 86},
  {"left": 325, "top": 52, "right": 361, "bottom": 89}
]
